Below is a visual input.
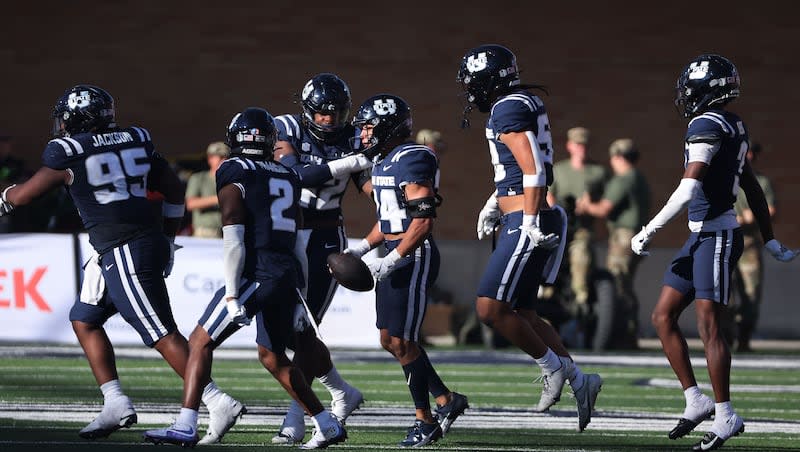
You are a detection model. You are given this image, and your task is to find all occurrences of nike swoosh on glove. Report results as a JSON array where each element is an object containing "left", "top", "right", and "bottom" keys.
[
  {"left": 226, "top": 298, "right": 251, "bottom": 326},
  {"left": 163, "top": 240, "right": 183, "bottom": 277},
  {"left": 765, "top": 239, "right": 799, "bottom": 262},
  {"left": 631, "top": 226, "right": 654, "bottom": 256},
  {"left": 367, "top": 249, "right": 402, "bottom": 281}
]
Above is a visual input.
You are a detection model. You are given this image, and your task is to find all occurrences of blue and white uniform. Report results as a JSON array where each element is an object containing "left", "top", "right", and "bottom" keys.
[
  {"left": 371, "top": 143, "right": 440, "bottom": 341},
  {"left": 664, "top": 109, "right": 747, "bottom": 304},
  {"left": 476, "top": 90, "right": 567, "bottom": 308},
  {"left": 196, "top": 157, "right": 301, "bottom": 352},
  {"left": 274, "top": 114, "right": 369, "bottom": 322},
  {"left": 52, "top": 127, "right": 177, "bottom": 346}
]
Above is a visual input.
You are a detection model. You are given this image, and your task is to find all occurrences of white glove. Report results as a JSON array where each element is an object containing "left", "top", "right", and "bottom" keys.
[
  {"left": 328, "top": 154, "right": 373, "bottom": 178},
  {"left": 765, "top": 239, "right": 799, "bottom": 262},
  {"left": 225, "top": 298, "right": 251, "bottom": 326},
  {"left": 476, "top": 193, "right": 501, "bottom": 240},
  {"left": 521, "top": 214, "right": 560, "bottom": 250},
  {"left": 0, "top": 184, "right": 16, "bottom": 216},
  {"left": 343, "top": 238, "right": 372, "bottom": 258},
  {"left": 367, "top": 249, "right": 402, "bottom": 281},
  {"left": 631, "top": 226, "right": 654, "bottom": 256},
  {"left": 163, "top": 239, "right": 183, "bottom": 278},
  {"left": 79, "top": 252, "right": 106, "bottom": 305}
]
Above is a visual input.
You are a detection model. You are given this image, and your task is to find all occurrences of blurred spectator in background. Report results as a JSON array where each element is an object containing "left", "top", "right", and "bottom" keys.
[
  {"left": 416, "top": 129, "right": 446, "bottom": 155},
  {"left": 185, "top": 141, "right": 229, "bottom": 238},
  {"left": 576, "top": 138, "right": 650, "bottom": 348},
  {"left": 729, "top": 141, "right": 776, "bottom": 352},
  {"left": 547, "top": 127, "right": 608, "bottom": 320}
]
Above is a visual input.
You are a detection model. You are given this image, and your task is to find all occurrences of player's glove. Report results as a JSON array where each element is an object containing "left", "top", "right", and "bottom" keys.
[
  {"left": 225, "top": 297, "right": 251, "bottom": 326},
  {"left": 343, "top": 238, "right": 371, "bottom": 259},
  {"left": 521, "top": 214, "right": 560, "bottom": 250},
  {"left": 367, "top": 249, "right": 402, "bottom": 281},
  {"left": 328, "top": 153, "right": 373, "bottom": 178},
  {"left": 476, "top": 193, "right": 501, "bottom": 240},
  {"left": 631, "top": 225, "right": 655, "bottom": 256},
  {"left": 765, "top": 239, "right": 799, "bottom": 262},
  {"left": 0, "top": 184, "right": 16, "bottom": 216},
  {"left": 163, "top": 239, "right": 183, "bottom": 278}
]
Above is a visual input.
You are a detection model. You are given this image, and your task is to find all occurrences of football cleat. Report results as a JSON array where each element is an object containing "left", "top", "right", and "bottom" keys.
[
  {"left": 398, "top": 419, "right": 442, "bottom": 447},
  {"left": 198, "top": 394, "right": 246, "bottom": 444},
  {"left": 533, "top": 364, "right": 568, "bottom": 412},
  {"left": 299, "top": 418, "right": 347, "bottom": 449},
  {"left": 574, "top": 373, "right": 603, "bottom": 432},
  {"left": 331, "top": 386, "right": 365, "bottom": 422},
  {"left": 143, "top": 422, "right": 199, "bottom": 447},
  {"left": 271, "top": 409, "right": 306, "bottom": 444},
  {"left": 669, "top": 395, "right": 714, "bottom": 440},
  {"left": 435, "top": 392, "right": 469, "bottom": 435},
  {"left": 78, "top": 395, "right": 137, "bottom": 439},
  {"left": 692, "top": 413, "right": 744, "bottom": 451}
]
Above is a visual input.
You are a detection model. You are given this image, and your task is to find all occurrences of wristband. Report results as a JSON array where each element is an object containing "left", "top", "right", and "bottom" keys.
[
  {"left": 522, "top": 214, "right": 539, "bottom": 228},
  {"left": 522, "top": 174, "right": 546, "bottom": 188}
]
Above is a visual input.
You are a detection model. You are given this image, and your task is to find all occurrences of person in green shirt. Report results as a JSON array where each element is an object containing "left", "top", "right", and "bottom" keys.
[
  {"left": 547, "top": 127, "right": 608, "bottom": 323},
  {"left": 185, "top": 141, "right": 229, "bottom": 238},
  {"left": 576, "top": 138, "right": 650, "bottom": 348},
  {"left": 728, "top": 141, "right": 776, "bottom": 352}
]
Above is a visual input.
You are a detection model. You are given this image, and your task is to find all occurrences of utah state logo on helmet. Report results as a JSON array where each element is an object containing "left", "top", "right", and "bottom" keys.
[
  {"left": 52, "top": 85, "right": 116, "bottom": 137},
  {"left": 675, "top": 54, "right": 740, "bottom": 119},
  {"left": 226, "top": 107, "right": 277, "bottom": 160}
]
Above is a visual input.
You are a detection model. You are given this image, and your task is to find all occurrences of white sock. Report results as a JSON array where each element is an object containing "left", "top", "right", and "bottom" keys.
[
  {"left": 100, "top": 379, "right": 124, "bottom": 401},
  {"left": 715, "top": 401, "right": 733, "bottom": 419},
  {"left": 201, "top": 380, "right": 223, "bottom": 408},
  {"left": 318, "top": 366, "right": 348, "bottom": 400},
  {"left": 560, "top": 356, "right": 585, "bottom": 384},
  {"left": 683, "top": 386, "right": 704, "bottom": 405},
  {"left": 534, "top": 348, "right": 561, "bottom": 375},
  {"left": 311, "top": 409, "right": 335, "bottom": 432},
  {"left": 176, "top": 407, "right": 199, "bottom": 429}
]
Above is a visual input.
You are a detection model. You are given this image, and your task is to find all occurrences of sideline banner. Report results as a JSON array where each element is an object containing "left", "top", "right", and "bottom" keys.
[{"left": 0, "top": 234, "right": 79, "bottom": 343}]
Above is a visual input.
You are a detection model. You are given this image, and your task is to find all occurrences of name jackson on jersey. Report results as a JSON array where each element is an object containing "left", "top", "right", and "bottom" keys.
[{"left": 91, "top": 131, "right": 134, "bottom": 147}]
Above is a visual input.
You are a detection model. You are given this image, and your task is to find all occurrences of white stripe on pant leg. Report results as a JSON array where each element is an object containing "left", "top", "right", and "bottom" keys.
[
  {"left": 122, "top": 244, "right": 168, "bottom": 337},
  {"left": 319, "top": 226, "right": 348, "bottom": 319},
  {"left": 114, "top": 247, "right": 159, "bottom": 343},
  {"left": 722, "top": 230, "right": 733, "bottom": 305},
  {"left": 713, "top": 233, "right": 723, "bottom": 302},
  {"left": 506, "top": 240, "right": 534, "bottom": 302},
  {"left": 295, "top": 230, "right": 312, "bottom": 299},
  {"left": 412, "top": 241, "right": 432, "bottom": 341},
  {"left": 206, "top": 280, "right": 259, "bottom": 341},
  {"left": 403, "top": 242, "right": 430, "bottom": 341},
  {"left": 497, "top": 234, "right": 532, "bottom": 301}
]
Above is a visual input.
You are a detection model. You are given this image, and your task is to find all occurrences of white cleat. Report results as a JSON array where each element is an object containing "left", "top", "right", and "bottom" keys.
[
  {"left": 78, "top": 395, "right": 137, "bottom": 439},
  {"left": 692, "top": 413, "right": 744, "bottom": 451},
  {"left": 533, "top": 364, "right": 568, "bottom": 412},
  {"left": 300, "top": 417, "right": 347, "bottom": 450},
  {"left": 331, "top": 386, "right": 364, "bottom": 423},
  {"left": 574, "top": 373, "right": 603, "bottom": 432},
  {"left": 271, "top": 412, "right": 306, "bottom": 445},
  {"left": 198, "top": 394, "right": 246, "bottom": 445}
]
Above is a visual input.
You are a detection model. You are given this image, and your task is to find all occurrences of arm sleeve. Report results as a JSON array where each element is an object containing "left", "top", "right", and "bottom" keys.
[
  {"left": 645, "top": 178, "right": 702, "bottom": 234},
  {"left": 222, "top": 224, "right": 245, "bottom": 298},
  {"left": 279, "top": 153, "right": 333, "bottom": 187}
]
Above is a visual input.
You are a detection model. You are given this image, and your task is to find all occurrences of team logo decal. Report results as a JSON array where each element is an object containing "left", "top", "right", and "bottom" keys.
[
  {"left": 688, "top": 61, "right": 709, "bottom": 80},
  {"left": 302, "top": 80, "right": 314, "bottom": 100},
  {"left": 68, "top": 91, "right": 91, "bottom": 109},
  {"left": 466, "top": 52, "right": 488, "bottom": 73},
  {"left": 373, "top": 98, "right": 396, "bottom": 115}
]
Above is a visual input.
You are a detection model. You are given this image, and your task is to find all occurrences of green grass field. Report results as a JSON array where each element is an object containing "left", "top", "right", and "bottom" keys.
[{"left": 1, "top": 347, "right": 799, "bottom": 451}]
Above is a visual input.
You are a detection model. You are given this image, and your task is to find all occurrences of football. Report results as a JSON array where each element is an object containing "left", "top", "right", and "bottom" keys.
[{"left": 327, "top": 252, "right": 374, "bottom": 292}]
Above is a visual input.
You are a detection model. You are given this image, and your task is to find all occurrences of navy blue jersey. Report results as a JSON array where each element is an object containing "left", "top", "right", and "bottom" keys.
[
  {"left": 216, "top": 157, "right": 300, "bottom": 279},
  {"left": 274, "top": 114, "right": 365, "bottom": 223},
  {"left": 684, "top": 109, "right": 749, "bottom": 228},
  {"left": 371, "top": 143, "right": 439, "bottom": 234},
  {"left": 486, "top": 90, "right": 554, "bottom": 196},
  {"left": 41, "top": 127, "right": 164, "bottom": 252}
]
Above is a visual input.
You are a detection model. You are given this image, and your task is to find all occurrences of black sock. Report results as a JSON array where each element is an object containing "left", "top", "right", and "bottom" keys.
[
  {"left": 419, "top": 346, "right": 448, "bottom": 399},
  {"left": 402, "top": 355, "right": 432, "bottom": 410}
]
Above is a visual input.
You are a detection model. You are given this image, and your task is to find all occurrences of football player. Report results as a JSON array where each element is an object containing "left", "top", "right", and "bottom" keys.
[
  {"left": 457, "top": 44, "right": 602, "bottom": 432},
  {"left": 269, "top": 73, "right": 369, "bottom": 444},
  {"left": 0, "top": 85, "right": 244, "bottom": 442},
  {"left": 631, "top": 54, "right": 798, "bottom": 451},
  {"left": 142, "top": 108, "right": 346, "bottom": 449},
  {"left": 345, "top": 94, "right": 468, "bottom": 447}
]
